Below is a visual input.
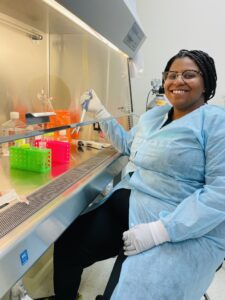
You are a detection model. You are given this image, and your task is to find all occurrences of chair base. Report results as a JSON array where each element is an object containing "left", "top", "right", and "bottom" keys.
[{"left": 204, "top": 293, "right": 210, "bottom": 300}]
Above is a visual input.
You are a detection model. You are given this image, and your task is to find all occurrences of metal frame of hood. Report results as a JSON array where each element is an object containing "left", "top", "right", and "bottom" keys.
[{"left": 0, "top": 149, "right": 128, "bottom": 298}]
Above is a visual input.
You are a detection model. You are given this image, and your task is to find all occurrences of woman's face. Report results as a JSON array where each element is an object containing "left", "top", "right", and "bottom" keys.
[{"left": 163, "top": 57, "right": 205, "bottom": 115}]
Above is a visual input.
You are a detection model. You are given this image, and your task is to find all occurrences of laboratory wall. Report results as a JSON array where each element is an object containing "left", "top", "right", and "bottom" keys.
[{"left": 131, "top": 0, "right": 225, "bottom": 116}]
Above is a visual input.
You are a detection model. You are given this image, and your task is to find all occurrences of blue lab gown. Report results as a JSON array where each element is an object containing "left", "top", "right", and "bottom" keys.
[{"left": 100, "top": 104, "right": 225, "bottom": 300}]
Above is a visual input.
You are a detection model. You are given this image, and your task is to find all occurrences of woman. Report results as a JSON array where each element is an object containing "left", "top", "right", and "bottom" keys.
[{"left": 54, "top": 50, "right": 225, "bottom": 300}]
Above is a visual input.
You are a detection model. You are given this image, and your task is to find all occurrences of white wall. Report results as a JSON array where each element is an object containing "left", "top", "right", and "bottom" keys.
[{"left": 131, "top": 0, "right": 225, "bottom": 116}]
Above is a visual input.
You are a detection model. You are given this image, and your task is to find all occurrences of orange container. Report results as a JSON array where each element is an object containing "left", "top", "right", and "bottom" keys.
[{"left": 48, "top": 110, "right": 71, "bottom": 141}]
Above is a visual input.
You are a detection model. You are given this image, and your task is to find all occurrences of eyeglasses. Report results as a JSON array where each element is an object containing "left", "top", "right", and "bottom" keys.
[{"left": 162, "top": 70, "right": 202, "bottom": 82}]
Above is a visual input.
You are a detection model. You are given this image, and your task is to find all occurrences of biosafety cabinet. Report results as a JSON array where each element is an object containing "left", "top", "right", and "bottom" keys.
[{"left": 0, "top": 0, "right": 145, "bottom": 298}]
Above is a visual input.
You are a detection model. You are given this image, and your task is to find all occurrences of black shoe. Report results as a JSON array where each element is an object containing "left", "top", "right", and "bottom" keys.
[{"left": 95, "top": 296, "right": 104, "bottom": 300}]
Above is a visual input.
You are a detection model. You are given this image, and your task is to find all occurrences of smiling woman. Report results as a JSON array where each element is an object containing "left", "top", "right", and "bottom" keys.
[
  {"left": 162, "top": 49, "right": 217, "bottom": 119},
  {"left": 53, "top": 50, "right": 225, "bottom": 300}
]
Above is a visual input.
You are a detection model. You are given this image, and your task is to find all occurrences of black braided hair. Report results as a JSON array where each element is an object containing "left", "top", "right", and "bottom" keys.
[{"left": 162, "top": 49, "right": 217, "bottom": 102}]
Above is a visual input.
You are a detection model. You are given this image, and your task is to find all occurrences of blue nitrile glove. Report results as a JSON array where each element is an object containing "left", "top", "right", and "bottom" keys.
[{"left": 80, "top": 89, "right": 111, "bottom": 119}]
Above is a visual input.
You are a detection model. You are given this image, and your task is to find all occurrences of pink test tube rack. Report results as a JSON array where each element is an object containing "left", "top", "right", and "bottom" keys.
[{"left": 34, "top": 140, "right": 70, "bottom": 164}]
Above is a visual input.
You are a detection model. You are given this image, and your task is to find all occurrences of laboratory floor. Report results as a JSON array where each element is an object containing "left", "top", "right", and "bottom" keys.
[
  {"left": 78, "top": 259, "right": 225, "bottom": 300},
  {"left": 79, "top": 258, "right": 116, "bottom": 299},
  {"left": 2, "top": 256, "right": 225, "bottom": 300},
  {"left": 206, "top": 264, "right": 225, "bottom": 300}
]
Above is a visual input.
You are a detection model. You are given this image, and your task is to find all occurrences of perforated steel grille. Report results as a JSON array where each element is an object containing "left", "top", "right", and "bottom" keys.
[{"left": 0, "top": 149, "right": 117, "bottom": 239}]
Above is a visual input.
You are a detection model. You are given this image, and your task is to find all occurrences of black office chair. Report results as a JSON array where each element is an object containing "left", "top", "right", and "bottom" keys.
[{"left": 204, "top": 293, "right": 210, "bottom": 300}]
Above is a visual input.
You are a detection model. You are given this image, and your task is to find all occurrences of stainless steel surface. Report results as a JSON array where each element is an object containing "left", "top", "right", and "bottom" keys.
[
  {"left": 0, "top": 147, "right": 128, "bottom": 298},
  {"left": 0, "top": 148, "right": 115, "bottom": 239}
]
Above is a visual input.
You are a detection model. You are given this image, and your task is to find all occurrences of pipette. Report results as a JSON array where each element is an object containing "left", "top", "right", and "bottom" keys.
[{"left": 73, "top": 90, "right": 93, "bottom": 134}]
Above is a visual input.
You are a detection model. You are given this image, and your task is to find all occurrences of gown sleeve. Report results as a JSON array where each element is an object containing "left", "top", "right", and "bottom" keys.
[{"left": 100, "top": 119, "right": 137, "bottom": 156}]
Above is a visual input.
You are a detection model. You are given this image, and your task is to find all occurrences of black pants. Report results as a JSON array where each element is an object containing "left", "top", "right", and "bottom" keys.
[{"left": 53, "top": 189, "right": 130, "bottom": 300}]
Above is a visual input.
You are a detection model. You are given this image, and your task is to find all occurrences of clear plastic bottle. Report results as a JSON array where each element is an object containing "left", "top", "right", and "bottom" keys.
[
  {"left": 0, "top": 112, "right": 26, "bottom": 156},
  {"left": 26, "top": 123, "right": 42, "bottom": 146},
  {"left": 58, "top": 129, "right": 68, "bottom": 142}
]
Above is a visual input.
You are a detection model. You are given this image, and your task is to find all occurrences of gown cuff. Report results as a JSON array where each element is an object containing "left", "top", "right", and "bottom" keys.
[{"left": 150, "top": 220, "right": 170, "bottom": 245}]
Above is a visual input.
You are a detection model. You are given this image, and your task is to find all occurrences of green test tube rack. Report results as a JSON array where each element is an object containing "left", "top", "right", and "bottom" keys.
[{"left": 9, "top": 145, "right": 51, "bottom": 173}]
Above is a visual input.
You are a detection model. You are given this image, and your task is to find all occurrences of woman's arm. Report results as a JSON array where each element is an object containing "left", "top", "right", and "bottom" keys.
[{"left": 100, "top": 119, "right": 136, "bottom": 156}]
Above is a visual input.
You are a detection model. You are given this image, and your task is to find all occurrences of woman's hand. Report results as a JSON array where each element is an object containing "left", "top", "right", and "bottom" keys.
[
  {"left": 80, "top": 89, "right": 111, "bottom": 119},
  {"left": 123, "top": 220, "right": 170, "bottom": 255}
]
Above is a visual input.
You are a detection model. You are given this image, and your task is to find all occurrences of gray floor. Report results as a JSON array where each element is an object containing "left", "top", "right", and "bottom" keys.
[
  {"left": 79, "top": 258, "right": 116, "bottom": 300},
  {"left": 79, "top": 259, "right": 225, "bottom": 300},
  {"left": 206, "top": 264, "right": 225, "bottom": 300},
  {"left": 2, "top": 256, "right": 225, "bottom": 300}
]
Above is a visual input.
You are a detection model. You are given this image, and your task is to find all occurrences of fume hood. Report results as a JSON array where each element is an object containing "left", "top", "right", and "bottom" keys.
[
  {"left": 56, "top": 0, "right": 146, "bottom": 58},
  {"left": 0, "top": 0, "right": 144, "bottom": 298}
]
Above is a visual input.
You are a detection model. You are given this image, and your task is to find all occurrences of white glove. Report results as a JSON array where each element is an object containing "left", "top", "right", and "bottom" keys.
[
  {"left": 80, "top": 89, "right": 111, "bottom": 119},
  {"left": 123, "top": 220, "right": 170, "bottom": 256}
]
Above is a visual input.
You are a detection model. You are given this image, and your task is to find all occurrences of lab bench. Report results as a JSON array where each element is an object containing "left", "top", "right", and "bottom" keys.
[{"left": 0, "top": 145, "right": 128, "bottom": 298}]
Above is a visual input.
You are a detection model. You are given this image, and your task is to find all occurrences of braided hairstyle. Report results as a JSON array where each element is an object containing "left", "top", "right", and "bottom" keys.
[{"left": 162, "top": 49, "right": 217, "bottom": 102}]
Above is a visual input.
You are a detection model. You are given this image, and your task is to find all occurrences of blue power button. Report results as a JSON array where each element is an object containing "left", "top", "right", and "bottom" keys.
[{"left": 20, "top": 250, "right": 29, "bottom": 265}]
